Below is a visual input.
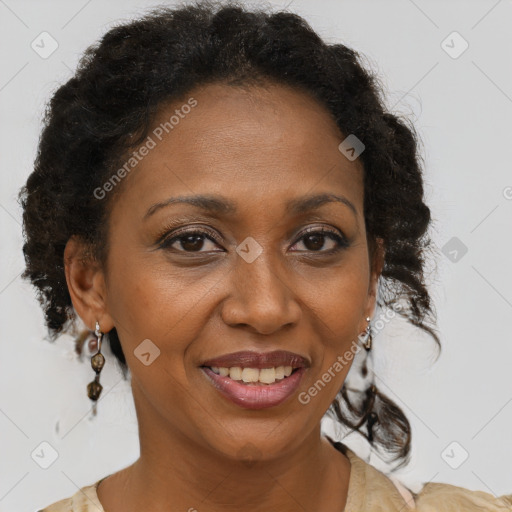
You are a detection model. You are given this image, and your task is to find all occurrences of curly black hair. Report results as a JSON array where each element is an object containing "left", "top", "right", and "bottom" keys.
[{"left": 19, "top": 0, "right": 441, "bottom": 470}]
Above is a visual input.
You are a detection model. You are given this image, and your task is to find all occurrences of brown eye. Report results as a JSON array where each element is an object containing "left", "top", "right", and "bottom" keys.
[
  {"left": 291, "top": 228, "right": 348, "bottom": 253},
  {"left": 303, "top": 233, "right": 329, "bottom": 251},
  {"left": 160, "top": 229, "right": 223, "bottom": 253},
  {"left": 178, "top": 234, "right": 208, "bottom": 252}
]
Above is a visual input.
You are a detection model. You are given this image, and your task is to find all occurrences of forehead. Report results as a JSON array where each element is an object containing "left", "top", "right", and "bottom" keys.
[{"left": 110, "top": 81, "right": 364, "bottom": 219}]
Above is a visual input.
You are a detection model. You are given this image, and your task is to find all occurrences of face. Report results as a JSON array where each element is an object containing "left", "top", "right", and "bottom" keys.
[{"left": 69, "top": 81, "right": 383, "bottom": 462}]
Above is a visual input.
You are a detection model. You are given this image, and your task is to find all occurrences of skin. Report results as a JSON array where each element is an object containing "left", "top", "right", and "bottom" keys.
[{"left": 64, "top": 81, "right": 385, "bottom": 512}]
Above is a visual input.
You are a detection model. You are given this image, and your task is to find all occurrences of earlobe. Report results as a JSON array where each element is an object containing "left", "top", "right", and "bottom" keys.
[{"left": 63, "top": 236, "right": 115, "bottom": 332}]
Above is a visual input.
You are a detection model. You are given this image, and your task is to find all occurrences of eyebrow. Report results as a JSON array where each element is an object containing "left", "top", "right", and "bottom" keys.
[{"left": 144, "top": 192, "right": 358, "bottom": 220}]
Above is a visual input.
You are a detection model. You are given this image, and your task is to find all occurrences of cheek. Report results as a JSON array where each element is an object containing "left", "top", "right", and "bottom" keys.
[
  {"left": 104, "top": 250, "right": 225, "bottom": 363},
  {"left": 308, "top": 253, "right": 370, "bottom": 340},
  {"left": 299, "top": 269, "right": 369, "bottom": 411}
]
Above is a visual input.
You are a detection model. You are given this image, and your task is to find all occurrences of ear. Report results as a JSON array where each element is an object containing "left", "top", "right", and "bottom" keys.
[
  {"left": 363, "top": 237, "right": 385, "bottom": 327},
  {"left": 63, "top": 235, "right": 115, "bottom": 333}
]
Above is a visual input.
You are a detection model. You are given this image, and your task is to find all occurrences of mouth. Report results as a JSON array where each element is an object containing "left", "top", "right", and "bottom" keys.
[
  {"left": 204, "top": 365, "right": 302, "bottom": 384},
  {"left": 199, "top": 350, "right": 309, "bottom": 410}
]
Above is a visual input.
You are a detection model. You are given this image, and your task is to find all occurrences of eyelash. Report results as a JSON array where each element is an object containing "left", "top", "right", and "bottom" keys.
[{"left": 157, "top": 225, "right": 349, "bottom": 254}]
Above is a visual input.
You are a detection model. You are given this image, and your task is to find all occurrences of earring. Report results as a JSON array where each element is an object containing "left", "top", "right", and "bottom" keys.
[
  {"left": 87, "top": 321, "right": 105, "bottom": 415},
  {"left": 362, "top": 316, "right": 372, "bottom": 351},
  {"left": 361, "top": 317, "right": 378, "bottom": 440}
]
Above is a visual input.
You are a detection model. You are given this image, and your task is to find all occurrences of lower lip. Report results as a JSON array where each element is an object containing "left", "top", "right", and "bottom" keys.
[{"left": 201, "top": 367, "right": 306, "bottom": 410}]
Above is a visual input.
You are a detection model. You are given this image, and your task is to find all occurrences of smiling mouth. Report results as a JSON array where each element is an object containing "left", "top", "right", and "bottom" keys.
[
  {"left": 200, "top": 365, "right": 307, "bottom": 410},
  {"left": 201, "top": 365, "right": 301, "bottom": 385}
]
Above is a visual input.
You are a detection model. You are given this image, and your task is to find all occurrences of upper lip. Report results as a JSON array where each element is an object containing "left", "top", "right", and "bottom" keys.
[{"left": 201, "top": 350, "right": 310, "bottom": 369}]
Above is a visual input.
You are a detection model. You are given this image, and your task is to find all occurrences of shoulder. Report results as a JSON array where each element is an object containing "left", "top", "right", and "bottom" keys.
[
  {"left": 342, "top": 445, "right": 417, "bottom": 511},
  {"left": 413, "top": 481, "right": 512, "bottom": 511},
  {"left": 36, "top": 478, "right": 106, "bottom": 512},
  {"left": 37, "top": 494, "right": 73, "bottom": 512},
  {"left": 339, "top": 443, "right": 512, "bottom": 512}
]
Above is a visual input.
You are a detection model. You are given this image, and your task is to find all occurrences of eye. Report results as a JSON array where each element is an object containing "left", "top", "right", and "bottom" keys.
[
  {"left": 157, "top": 225, "right": 349, "bottom": 254},
  {"left": 159, "top": 228, "right": 223, "bottom": 253},
  {"left": 290, "top": 227, "right": 348, "bottom": 253}
]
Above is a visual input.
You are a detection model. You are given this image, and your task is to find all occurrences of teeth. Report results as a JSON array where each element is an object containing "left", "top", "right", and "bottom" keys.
[
  {"left": 259, "top": 368, "right": 276, "bottom": 384},
  {"left": 229, "top": 367, "right": 243, "bottom": 380},
  {"left": 218, "top": 367, "right": 229, "bottom": 377},
  {"left": 211, "top": 367, "right": 230, "bottom": 377},
  {"left": 241, "top": 368, "right": 259, "bottom": 383},
  {"left": 210, "top": 366, "right": 295, "bottom": 384}
]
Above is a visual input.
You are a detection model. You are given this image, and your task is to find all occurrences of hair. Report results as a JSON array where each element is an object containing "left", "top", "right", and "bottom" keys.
[{"left": 19, "top": 0, "right": 440, "bottom": 470}]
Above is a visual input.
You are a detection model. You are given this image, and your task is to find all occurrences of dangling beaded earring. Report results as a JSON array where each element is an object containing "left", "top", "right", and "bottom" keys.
[
  {"left": 360, "top": 316, "right": 373, "bottom": 379},
  {"left": 362, "top": 316, "right": 373, "bottom": 350},
  {"left": 360, "top": 316, "right": 379, "bottom": 441},
  {"left": 332, "top": 316, "right": 379, "bottom": 446},
  {"left": 87, "top": 321, "right": 105, "bottom": 416}
]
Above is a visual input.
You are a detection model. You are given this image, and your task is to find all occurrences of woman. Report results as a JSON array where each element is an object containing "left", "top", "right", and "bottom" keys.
[{"left": 20, "top": 2, "right": 511, "bottom": 511}]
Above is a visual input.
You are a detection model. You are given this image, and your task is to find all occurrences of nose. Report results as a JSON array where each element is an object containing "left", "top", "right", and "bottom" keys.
[{"left": 221, "top": 251, "right": 302, "bottom": 336}]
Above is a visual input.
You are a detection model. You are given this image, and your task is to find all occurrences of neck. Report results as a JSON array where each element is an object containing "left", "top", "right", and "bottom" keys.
[{"left": 101, "top": 383, "right": 351, "bottom": 512}]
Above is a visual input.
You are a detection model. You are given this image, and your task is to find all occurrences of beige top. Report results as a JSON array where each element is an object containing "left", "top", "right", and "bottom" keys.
[{"left": 37, "top": 441, "right": 512, "bottom": 511}]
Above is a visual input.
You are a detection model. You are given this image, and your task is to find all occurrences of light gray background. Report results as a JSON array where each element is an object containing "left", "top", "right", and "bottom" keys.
[{"left": 1, "top": 0, "right": 511, "bottom": 510}]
